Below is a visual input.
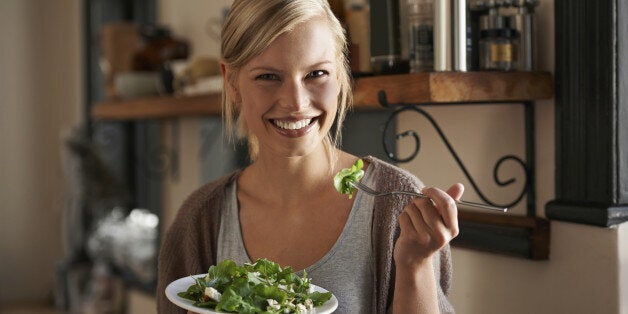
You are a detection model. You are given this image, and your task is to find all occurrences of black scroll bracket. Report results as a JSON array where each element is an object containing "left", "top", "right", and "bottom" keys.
[{"left": 377, "top": 90, "right": 534, "bottom": 213}]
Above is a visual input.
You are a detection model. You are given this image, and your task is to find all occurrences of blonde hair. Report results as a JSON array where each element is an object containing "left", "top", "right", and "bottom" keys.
[{"left": 220, "top": 0, "right": 352, "bottom": 162}]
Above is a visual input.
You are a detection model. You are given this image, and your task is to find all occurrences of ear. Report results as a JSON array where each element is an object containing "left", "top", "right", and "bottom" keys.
[{"left": 220, "top": 61, "right": 241, "bottom": 103}]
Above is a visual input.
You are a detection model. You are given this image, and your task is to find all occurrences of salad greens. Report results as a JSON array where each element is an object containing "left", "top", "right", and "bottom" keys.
[
  {"left": 177, "top": 258, "right": 332, "bottom": 313},
  {"left": 333, "top": 159, "right": 365, "bottom": 199}
]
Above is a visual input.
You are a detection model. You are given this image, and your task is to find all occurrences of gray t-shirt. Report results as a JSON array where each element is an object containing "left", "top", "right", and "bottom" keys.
[{"left": 217, "top": 167, "right": 376, "bottom": 313}]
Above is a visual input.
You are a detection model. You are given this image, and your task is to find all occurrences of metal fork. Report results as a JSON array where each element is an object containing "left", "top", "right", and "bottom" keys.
[{"left": 350, "top": 181, "right": 507, "bottom": 212}]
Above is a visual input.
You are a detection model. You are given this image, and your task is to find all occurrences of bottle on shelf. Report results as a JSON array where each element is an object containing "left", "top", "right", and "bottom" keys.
[
  {"left": 407, "top": 0, "right": 434, "bottom": 72},
  {"left": 433, "top": 0, "right": 471, "bottom": 72},
  {"left": 433, "top": 0, "right": 452, "bottom": 71},
  {"left": 345, "top": 0, "right": 373, "bottom": 75},
  {"left": 476, "top": 0, "right": 520, "bottom": 71},
  {"left": 369, "top": 0, "right": 409, "bottom": 74},
  {"left": 509, "top": 0, "right": 539, "bottom": 70},
  {"left": 479, "top": 28, "right": 518, "bottom": 70}
]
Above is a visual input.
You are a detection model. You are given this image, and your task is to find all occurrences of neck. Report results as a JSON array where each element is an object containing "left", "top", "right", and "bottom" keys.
[
  {"left": 254, "top": 148, "right": 335, "bottom": 188},
  {"left": 240, "top": 147, "right": 352, "bottom": 208}
]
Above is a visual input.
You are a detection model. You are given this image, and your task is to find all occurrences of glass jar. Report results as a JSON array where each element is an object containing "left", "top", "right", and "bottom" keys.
[
  {"left": 408, "top": 0, "right": 434, "bottom": 72},
  {"left": 345, "top": 0, "right": 372, "bottom": 74},
  {"left": 479, "top": 28, "right": 518, "bottom": 71}
]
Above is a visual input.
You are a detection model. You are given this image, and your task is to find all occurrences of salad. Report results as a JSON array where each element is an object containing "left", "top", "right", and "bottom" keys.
[
  {"left": 177, "top": 258, "right": 332, "bottom": 313},
  {"left": 333, "top": 159, "right": 365, "bottom": 199}
]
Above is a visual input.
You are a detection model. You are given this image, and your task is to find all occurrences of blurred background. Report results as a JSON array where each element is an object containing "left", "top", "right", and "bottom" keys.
[{"left": 1, "top": 0, "right": 626, "bottom": 313}]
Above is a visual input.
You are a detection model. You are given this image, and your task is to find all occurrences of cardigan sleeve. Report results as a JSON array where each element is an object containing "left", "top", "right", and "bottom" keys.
[
  {"left": 366, "top": 156, "right": 455, "bottom": 314},
  {"left": 156, "top": 173, "right": 234, "bottom": 313},
  {"left": 156, "top": 208, "right": 205, "bottom": 314}
]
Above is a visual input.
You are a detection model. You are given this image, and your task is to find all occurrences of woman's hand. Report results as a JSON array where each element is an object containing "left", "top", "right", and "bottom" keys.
[
  {"left": 392, "top": 183, "right": 463, "bottom": 313},
  {"left": 394, "top": 183, "right": 463, "bottom": 269}
]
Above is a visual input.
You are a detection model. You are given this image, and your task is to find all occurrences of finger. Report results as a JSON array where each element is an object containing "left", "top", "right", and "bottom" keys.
[
  {"left": 398, "top": 210, "right": 414, "bottom": 233},
  {"left": 401, "top": 202, "right": 431, "bottom": 235},
  {"left": 444, "top": 183, "right": 462, "bottom": 236},
  {"left": 447, "top": 183, "right": 465, "bottom": 201},
  {"left": 411, "top": 194, "right": 458, "bottom": 245},
  {"left": 421, "top": 187, "right": 459, "bottom": 233},
  {"left": 412, "top": 195, "right": 449, "bottom": 237}
]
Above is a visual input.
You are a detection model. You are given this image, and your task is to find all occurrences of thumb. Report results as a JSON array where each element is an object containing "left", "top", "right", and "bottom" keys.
[{"left": 447, "top": 183, "right": 464, "bottom": 201}]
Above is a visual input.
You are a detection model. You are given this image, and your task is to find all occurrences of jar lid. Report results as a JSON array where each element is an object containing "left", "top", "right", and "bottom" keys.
[
  {"left": 479, "top": 14, "right": 507, "bottom": 31},
  {"left": 407, "top": 0, "right": 433, "bottom": 14},
  {"left": 480, "top": 28, "right": 520, "bottom": 38}
]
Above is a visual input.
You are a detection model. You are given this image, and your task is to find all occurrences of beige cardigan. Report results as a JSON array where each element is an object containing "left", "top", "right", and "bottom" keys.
[{"left": 157, "top": 156, "right": 454, "bottom": 313}]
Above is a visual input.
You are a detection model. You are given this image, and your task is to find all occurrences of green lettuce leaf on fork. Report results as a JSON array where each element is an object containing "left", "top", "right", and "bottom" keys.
[{"left": 333, "top": 159, "right": 365, "bottom": 199}]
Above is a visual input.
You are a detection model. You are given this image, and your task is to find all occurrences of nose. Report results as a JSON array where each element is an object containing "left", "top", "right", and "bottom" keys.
[{"left": 277, "top": 78, "right": 309, "bottom": 111}]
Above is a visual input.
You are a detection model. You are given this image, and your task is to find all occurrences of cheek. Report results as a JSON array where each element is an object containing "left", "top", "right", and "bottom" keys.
[
  {"left": 316, "top": 81, "right": 341, "bottom": 110},
  {"left": 238, "top": 95, "right": 266, "bottom": 131},
  {"left": 328, "top": 87, "right": 342, "bottom": 119},
  {"left": 240, "top": 87, "right": 270, "bottom": 114},
  {"left": 240, "top": 101, "right": 264, "bottom": 127}
]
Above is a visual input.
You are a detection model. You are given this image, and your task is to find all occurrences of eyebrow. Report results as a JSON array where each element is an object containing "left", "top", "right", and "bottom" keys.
[{"left": 248, "top": 61, "right": 334, "bottom": 73}]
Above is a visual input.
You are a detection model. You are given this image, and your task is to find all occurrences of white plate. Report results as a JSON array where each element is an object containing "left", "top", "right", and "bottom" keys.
[{"left": 166, "top": 274, "right": 339, "bottom": 314}]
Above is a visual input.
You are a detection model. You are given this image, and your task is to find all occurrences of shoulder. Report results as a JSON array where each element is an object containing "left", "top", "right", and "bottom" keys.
[
  {"left": 363, "top": 155, "right": 424, "bottom": 191},
  {"left": 178, "top": 171, "right": 240, "bottom": 216},
  {"left": 161, "top": 170, "right": 240, "bottom": 253},
  {"left": 363, "top": 155, "right": 424, "bottom": 224}
]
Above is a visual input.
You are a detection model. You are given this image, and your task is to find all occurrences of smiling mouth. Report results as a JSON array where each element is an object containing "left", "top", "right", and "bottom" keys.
[{"left": 272, "top": 118, "right": 313, "bottom": 130}]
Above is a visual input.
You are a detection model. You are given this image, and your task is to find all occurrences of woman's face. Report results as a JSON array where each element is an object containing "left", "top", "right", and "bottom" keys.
[{"left": 232, "top": 18, "right": 341, "bottom": 159}]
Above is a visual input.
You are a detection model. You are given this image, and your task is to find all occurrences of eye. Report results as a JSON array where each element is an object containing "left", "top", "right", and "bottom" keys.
[
  {"left": 306, "top": 70, "right": 329, "bottom": 79},
  {"left": 255, "top": 73, "right": 279, "bottom": 81}
]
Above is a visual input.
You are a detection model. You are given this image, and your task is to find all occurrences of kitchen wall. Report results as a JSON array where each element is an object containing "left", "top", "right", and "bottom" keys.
[
  {"left": 154, "top": 0, "right": 628, "bottom": 314},
  {"left": 0, "top": 0, "right": 83, "bottom": 306}
]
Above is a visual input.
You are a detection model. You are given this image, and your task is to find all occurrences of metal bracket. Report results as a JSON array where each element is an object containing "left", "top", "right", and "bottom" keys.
[
  {"left": 376, "top": 89, "right": 548, "bottom": 259},
  {"left": 378, "top": 90, "right": 533, "bottom": 211}
]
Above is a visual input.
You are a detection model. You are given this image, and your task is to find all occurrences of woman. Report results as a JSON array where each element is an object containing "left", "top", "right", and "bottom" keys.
[{"left": 157, "top": 0, "right": 462, "bottom": 313}]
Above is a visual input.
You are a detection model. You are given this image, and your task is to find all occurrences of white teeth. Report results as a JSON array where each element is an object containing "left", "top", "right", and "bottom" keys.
[{"left": 274, "top": 119, "right": 312, "bottom": 130}]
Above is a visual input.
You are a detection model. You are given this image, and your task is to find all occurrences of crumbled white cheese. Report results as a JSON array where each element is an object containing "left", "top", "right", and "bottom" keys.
[
  {"left": 296, "top": 304, "right": 308, "bottom": 313},
  {"left": 278, "top": 284, "right": 295, "bottom": 293},
  {"left": 295, "top": 303, "right": 314, "bottom": 313},
  {"left": 304, "top": 299, "right": 314, "bottom": 310},
  {"left": 267, "top": 299, "right": 281, "bottom": 311},
  {"left": 204, "top": 286, "right": 222, "bottom": 301}
]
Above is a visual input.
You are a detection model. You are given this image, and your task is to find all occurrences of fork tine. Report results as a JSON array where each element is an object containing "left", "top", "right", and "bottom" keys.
[
  {"left": 352, "top": 181, "right": 379, "bottom": 195},
  {"left": 350, "top": 181, "right": 367, "bottom": 193}
]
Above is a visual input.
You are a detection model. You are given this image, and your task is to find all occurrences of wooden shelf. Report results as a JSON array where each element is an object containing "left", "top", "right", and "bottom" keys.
[
  {"left": 454, "top": 210, "right": 550, "bottom": 260},
  {"left": 353, "top": 71, "right": 553, "bottom": 106},
  {"left": 91, "top": 93, "right": 222, "bottom": 120},
  {"left": 91, "top": 71, "right": 553, "bottom": 120}
]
